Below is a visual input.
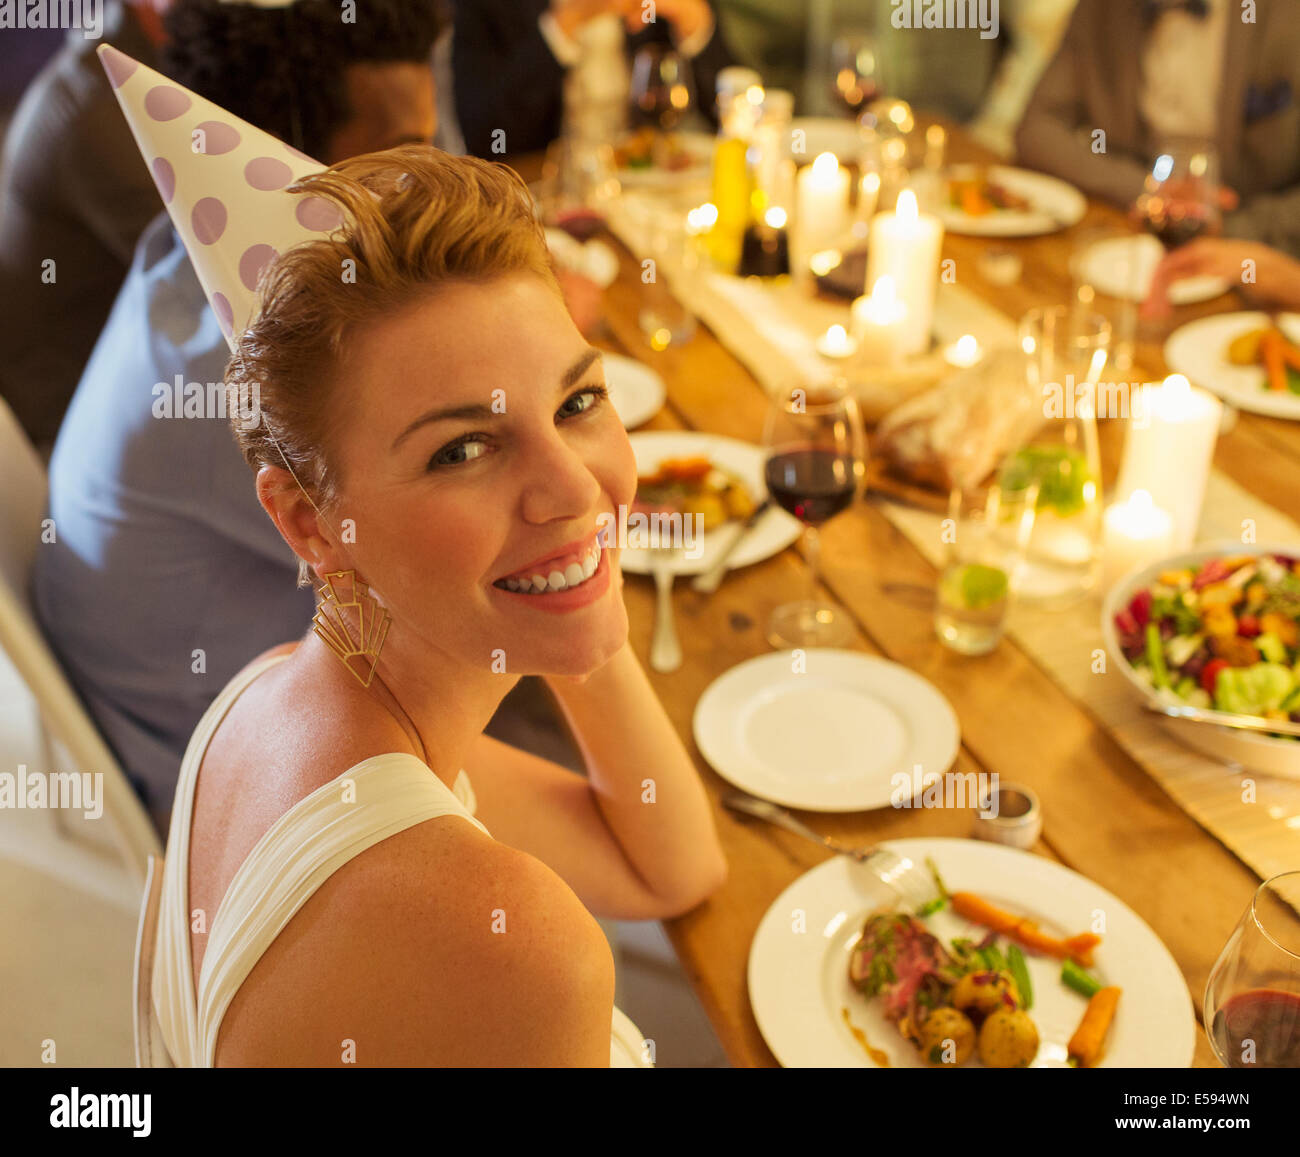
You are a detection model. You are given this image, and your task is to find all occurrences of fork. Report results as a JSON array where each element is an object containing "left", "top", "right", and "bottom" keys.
[
  {"left": 722, "top": 790, "right": 939, "bottom": 911},
  {"left": 648, "top": 540, "right": 683, "bottom": 673}
]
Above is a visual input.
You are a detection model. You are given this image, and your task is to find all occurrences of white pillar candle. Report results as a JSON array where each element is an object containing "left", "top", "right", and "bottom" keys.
[
  {"left": 1115, "top": 375, "right": 1222, "bottom": 550},
  {"left": 1102, "top": 489, "right": 1175, "bottom": 590},
  {"left": 793, "top": 152, "right": 850, "bottom": 271},
  {"left": 865, "top": 188, "right": 944, "bottom": 358},
  {"left": 850, "top": 275, "right": 908, "bottom": 366}
]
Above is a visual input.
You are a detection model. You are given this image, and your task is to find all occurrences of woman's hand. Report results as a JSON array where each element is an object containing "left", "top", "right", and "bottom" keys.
[{"left": 1142, "top": 238, "right": 1300, "bottom": 319}]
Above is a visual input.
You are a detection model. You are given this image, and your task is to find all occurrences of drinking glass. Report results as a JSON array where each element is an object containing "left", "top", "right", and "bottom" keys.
[
  {"left": 762, "top": 380, "right": 863, "bottom": 649},
  {"left": 935, "top": 480, "right": 1038, "bottom": 656},
  {"left": 997, "top": 305, "right": 1110, "bottom": 608},
  {"left": 537, "top": 135, "right": 621, "bottom": 242},
  {"left": 828, "top": 30, "right": 881, "bottom": 118},
  {"left": 629, "top": 45, "right": 695, "bottom": 133},
  {"left": 1204, "top": 871, "right": 1300, "bottom": 1068},
  {"left": 1134, "top": 139, "right": 1222, "bottom": 250}
]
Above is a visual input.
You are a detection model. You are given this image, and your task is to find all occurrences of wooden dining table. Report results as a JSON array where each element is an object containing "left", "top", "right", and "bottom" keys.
[{"left": 510, "top": 125, "right": 1300, "bottom": 1069}]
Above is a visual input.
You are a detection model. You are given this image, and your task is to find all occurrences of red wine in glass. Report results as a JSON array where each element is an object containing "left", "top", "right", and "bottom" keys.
[
  {"left": 764, "top": 447, "right": 857, "bottom": 525},
  {"left": 1210, "top": 989, "right": 1300, "bottom": 1068},
  {"left": 1141, "top": 201, "right": 1213, "bottom": 250},
  {"left": 554, "top": 207, "right": 605, "bottom": 242}
]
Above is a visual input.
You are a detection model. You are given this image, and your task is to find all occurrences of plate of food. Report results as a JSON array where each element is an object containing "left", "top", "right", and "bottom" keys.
[
  {"left": 748, "top": 839, "right": 1196, "bottom": 1067},
  {"left": 613, "top": 128, "right": 713, "bottom": 188},
  {"left": 621, "top": 431, "right": 803, "bottom": 575},
  {"left": 602, "top": 353, "right": 665, "bottom": 429},
  {"left": 693, "top": 649, "right": 959, "bottom": 811},
  {"left": 1074, "top": 233, "right": 1228, "bottom": 306},
  {"left": 1102, "top": 544, "right": 1300, "bottom": 777},
  {"left": 937, "top": 165, "right": 1086, "bottom": 237},
  {"left": 1164, "top": 312, "right": 1300, "bottom": 420}
]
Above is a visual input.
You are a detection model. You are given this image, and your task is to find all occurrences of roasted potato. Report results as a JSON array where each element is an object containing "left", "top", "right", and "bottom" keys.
[
  {"left": 977, "top": 1007, "right": 1040, "bottom": 1068},
  {"left": 950, "top": 970, "right": 1020, "bottom": 1016},
  {"left": 919, "top": 1007, "right": 976, "bottom": 1067},
  {"left": 1226, "top": 327, "right": 1269, "bottom": 366}
]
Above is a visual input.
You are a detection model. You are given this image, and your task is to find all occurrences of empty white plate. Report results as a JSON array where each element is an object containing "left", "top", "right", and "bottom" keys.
[
  {"left": 1075, "top": 234, "right": 1227, "bottom": 305},
  {"left": 693, "top": 649, "right": 959, "bottom": 811},
  {"left": 748, "top": 839, "right": 1197, "bottom": 1067},
  {"left": 602, "top": 353, "right": 666, "bottom": 429}
]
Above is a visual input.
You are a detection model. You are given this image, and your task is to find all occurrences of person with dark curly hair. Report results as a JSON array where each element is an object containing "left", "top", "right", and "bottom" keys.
[
  {"left": 33, "top": 0, "right": 444, "bottom": 832},
  {"left": 0, "top": 1, "right": 172, "bottom": 452}
]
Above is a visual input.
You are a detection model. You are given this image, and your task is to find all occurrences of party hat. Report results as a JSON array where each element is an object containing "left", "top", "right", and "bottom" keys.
[{"left": 96, "top": 43, "right": 345, "bottom": 351}]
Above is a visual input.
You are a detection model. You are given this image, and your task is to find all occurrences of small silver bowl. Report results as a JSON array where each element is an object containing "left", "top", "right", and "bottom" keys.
[{"left": 971, "top": 783, "right": 1042, "bottom": 849}]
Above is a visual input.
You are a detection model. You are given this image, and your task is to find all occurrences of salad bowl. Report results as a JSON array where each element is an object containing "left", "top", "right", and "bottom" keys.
[{"left": 1101, "top": 543, "right": 1300, "bottom": 779}]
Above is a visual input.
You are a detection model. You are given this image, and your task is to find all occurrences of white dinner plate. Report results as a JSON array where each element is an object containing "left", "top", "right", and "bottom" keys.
[
  {"left": 1164, "top": 311, "right": 1300, "bottom": 420},
  {"left": 748, "top": 839, "right": 1197, "bottom": 1067},
  {"left": 622, "top": 431, "right": 803, "bottom": 576},
  {"left": 936, "top": 166, "right": 1087, "bottom": 237},
  {"left": 602, "top": 353, "right": 665, "bottom": 429},
  {"left": 1075, "top": 234, "right": 1228, "bottom": 305},
  {"left": 693, "top": 649, "right": 959, "bottom": 811}
]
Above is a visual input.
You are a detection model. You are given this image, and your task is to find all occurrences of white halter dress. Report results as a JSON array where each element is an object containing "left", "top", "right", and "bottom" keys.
[{"left": 134, "top": 653, "right": 651, "bottom": 1068}]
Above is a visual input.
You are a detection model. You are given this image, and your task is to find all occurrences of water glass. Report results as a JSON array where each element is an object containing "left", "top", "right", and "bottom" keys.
[{"left": 935, "top": 480, "right": 1038, "bottom": 656}]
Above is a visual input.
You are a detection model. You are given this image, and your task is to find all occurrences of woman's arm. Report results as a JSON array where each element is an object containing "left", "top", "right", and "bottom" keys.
[{"left": 463, "top": 641, "right": 727, "bottom": 921}]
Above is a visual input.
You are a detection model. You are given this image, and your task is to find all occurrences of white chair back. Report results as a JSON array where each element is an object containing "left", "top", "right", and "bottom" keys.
[{"left": 0, "top": 397, "right": 162, "bottom": 882}]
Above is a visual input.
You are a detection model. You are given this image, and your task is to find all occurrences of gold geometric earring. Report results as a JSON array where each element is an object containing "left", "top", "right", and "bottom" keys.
[{"left": 311, "top": 570, "right": 391, "bottom": 688}]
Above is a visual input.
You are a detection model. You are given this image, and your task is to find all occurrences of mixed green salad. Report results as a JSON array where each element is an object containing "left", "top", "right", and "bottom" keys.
[{"left": 1114, "top": 553, "right": 1300, "bottom": 735}]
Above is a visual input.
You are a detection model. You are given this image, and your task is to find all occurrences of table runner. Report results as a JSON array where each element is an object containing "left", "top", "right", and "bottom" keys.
[{"left": 605, "top": 191, "right": 1300, "bottom": 884}]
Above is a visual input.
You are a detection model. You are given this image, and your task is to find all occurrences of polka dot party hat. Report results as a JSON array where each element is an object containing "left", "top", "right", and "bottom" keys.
[{"left": 96, "top": 43, "right": 345, "bottom": 352}]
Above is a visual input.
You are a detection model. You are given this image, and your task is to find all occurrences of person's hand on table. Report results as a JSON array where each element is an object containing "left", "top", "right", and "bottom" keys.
[{"left": 1142, "top": 238, "right": 1300, "bottom": 319}]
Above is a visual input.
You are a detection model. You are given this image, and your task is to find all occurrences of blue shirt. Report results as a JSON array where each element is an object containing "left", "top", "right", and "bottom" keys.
[{"left": 34, "top": 212, "right": 316, "bottom": 815}]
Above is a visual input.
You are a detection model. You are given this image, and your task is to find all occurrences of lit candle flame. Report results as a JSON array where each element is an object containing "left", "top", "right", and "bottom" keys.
[
  {"left": 896, "top": 188, "right": 919, "bottom": 223},
  {"left": 764, "top": 206, "right": 788, "bottom": 230},
  {"left": 870, "top": 274, "right": 898, "bottom": 306},
  {"left": 811, "top": 152, "right": 840, "bottom": 182}
]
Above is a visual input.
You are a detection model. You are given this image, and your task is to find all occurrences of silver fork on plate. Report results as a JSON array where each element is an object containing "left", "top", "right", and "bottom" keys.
[
  {"left": 648, "top": 540, "right": 683, "bottom": 673},
  {"left": 722, "top": 790, "right": 939, "bottom": 911}
]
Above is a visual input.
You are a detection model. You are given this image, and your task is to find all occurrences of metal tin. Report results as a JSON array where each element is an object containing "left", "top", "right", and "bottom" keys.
[{"left": 971, "top": 782, "right": 1042, "bottom": 849}]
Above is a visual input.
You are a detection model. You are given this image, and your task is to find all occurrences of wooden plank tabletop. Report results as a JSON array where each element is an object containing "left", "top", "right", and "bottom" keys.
[{"left": 511, "top": 129, "right": 1299, "bottom": 1069}]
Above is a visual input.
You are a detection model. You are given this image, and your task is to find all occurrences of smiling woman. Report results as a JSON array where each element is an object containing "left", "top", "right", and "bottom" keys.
[{"left": 103, "top": 87, "right": 729, "bottom": 1064}]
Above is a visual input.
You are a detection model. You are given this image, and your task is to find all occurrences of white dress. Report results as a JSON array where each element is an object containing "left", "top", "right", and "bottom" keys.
[{"left": 135, "top": 653, "right": 651, "bottom": 1068}]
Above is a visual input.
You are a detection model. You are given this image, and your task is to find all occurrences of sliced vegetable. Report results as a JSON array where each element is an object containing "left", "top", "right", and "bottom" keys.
[
  {"left": 1200, "top": 657, "right": 1230, "bottom": 696},
  {"left": 1068, "top": 986, "right": 1122, "bottom": 1068},
  {"left": 1145, "top": 622, "right": 1169, "bottom": 689},
  {"left": 951, "top": 892, "right": 1101, "bottom": 966},
  {"left": 1061, "top": 957, "right": 1103, "bottom": 999},
  {"left": 1007, "top": 943, "right": 1033, "bottom": 1011},
  {"left": 1215, "top": 663, "right": 1296, "bottom": 715}
]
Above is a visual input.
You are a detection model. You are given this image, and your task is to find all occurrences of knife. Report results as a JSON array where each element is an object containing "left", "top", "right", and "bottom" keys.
[{"left": 691, "top": 498, "right": 773, "bottom": 594}]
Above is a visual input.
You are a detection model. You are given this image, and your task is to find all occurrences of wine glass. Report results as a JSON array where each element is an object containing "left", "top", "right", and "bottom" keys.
[
  {"left": 538, "top": 135, "right": 620, "bottom": 242},
  {"left": 762, "top": 380, "right": 862, "bottom": 649},
  {"left": 629, "top": 45, "right": 695, "bottom": 134},
  {"left": 1133, "top": 140, "right": 1222, "bottom": 250},
  {"left": 828, "top": 30, "right": 881, "bottom": 118},
  {"left": 1204, "top": 871, "right": 1300, "bottom": 1068}
]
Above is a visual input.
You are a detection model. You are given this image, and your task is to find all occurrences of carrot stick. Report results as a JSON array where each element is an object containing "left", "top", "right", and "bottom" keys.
[
  {"left": 1068, "top": 986, "right": 1122, "bottom": 1068},
  {"left": 1261, "top": 330, "right": 1288, "bottom": 391},
  {"left": 1279, "top": 339, "right": 1300, "bottom": 374},
  {"left": 950, "top": 891, "right": 1101, "bottom": 966}
]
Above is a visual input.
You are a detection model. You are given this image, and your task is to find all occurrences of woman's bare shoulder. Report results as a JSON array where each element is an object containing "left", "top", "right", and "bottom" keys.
[{"left": 215, "top": 818, "right": 617, "bottom": 1066}]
